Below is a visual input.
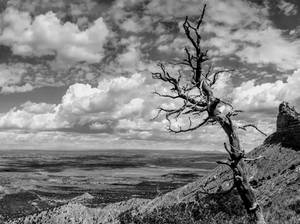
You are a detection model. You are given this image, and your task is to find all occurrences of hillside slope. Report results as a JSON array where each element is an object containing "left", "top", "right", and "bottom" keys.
[{"left": 5, "top": 103, "right": 300, "bottom": 224}]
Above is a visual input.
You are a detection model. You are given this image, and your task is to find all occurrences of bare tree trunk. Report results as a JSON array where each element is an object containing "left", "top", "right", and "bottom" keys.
[
  {"left": 152, "top": 8, "right": 267, "bottom": 222},
  {"left": 217, "top": 114, "right": 266, "bottom": 224}
]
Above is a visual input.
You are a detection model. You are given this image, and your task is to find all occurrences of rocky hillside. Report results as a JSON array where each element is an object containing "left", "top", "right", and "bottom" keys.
[{"left": 5, "top": 102, "right": 300, "bottom": 224}]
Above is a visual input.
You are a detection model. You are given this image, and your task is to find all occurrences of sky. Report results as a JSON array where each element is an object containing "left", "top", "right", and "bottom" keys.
[{"left": 0, "top": 0, "right": 299, "bottom": 151}]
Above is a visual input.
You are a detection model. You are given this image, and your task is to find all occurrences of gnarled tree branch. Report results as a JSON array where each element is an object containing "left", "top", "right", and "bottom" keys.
[
  {"left": 152, "top": 4, "right": 266, "bottom": 223},
  {"left": 239, "top": 124, "right": 267, "bottom": 136}
]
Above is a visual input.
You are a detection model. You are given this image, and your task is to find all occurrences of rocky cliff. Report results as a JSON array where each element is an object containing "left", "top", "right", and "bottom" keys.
[
  {"left": 5, "top": 102, "right": 300, "bottom": 224},
  {"left": 265, "top": 101, "right": 300, "bottom": 150}
]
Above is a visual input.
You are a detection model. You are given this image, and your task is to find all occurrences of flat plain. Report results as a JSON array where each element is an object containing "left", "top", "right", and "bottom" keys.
[{"left": 0, "top": 149, "right": 225, "bottom": 219}]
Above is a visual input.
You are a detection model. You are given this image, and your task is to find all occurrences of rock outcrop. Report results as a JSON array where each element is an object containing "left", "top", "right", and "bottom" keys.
[
  {"left": 277, "top": 102, "right": 300, "bottom": 132},
  {"left": 265, "top": 102, "right": 300, "bottom": 150}
]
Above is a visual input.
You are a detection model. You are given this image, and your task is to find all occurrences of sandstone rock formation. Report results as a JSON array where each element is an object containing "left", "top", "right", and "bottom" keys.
[{"left": 265, "top": 102, "right": 300, "bottom": 150}]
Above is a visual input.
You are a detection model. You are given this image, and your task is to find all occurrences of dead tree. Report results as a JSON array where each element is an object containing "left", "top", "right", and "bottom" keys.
[{"left": 152, "top": 5, "right": 266, "bottom": 224}]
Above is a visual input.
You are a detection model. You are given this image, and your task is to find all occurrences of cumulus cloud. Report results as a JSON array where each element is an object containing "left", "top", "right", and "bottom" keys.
[
  {"left": 234, "top": 27, "right": 300, "bottom": 71},
  {"left": 0, "top": 0, "right": 297, "bottom": 150},
  {"left": 0, "top": 7, "right": 110, "bottom": 66},
  {"left": 0, "top": 72, "right": 222, "bottom": 148},
  {"left": 0, "top": 106, "right": 66, "bottom": 130},
  {"left": 113, "top": 98, "right": 144, "bottom": 119},
  {"left": 0, "top": 69, "right": 273, "bottom": 151},
  {"left": 106, "top": 36, "right": 157, "bottom": 75},
  {"left": 139, "top": 0, "right": 300, "bottom": 71},
  {"left": 206, "top": 1, "right": 299, "bottom": 71},
  {"left": 233, "top": 69, "right": 300, "bottom": 112},
  {"left": 20, "top": 101, "right": 56, "bottom": 114},
  {"left": 175, "top": 0, "right": 299, "bottom": 71},
  {"left": 55, "top": 73, "right": 150, "bottom": 128},
  {"left": 0, "top": 73, "right": 151, "bottom": 131}
]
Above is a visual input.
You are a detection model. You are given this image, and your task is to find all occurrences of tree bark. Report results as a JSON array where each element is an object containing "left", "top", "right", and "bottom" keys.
[
  {"left": 217, "top": 113, "right": 266, "bottom": 224},
  {"left": 205, "top": 93, "right": 266, "bottom": 224}
]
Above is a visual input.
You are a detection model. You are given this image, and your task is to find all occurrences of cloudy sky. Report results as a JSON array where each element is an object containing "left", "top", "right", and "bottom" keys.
[{"left": 0, "top": 0, "right": 299, "bottom": 151}]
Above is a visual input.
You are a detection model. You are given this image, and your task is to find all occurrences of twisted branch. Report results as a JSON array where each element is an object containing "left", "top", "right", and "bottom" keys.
[{"left": 239, "top": 124, "right": 267, "bottom": 136}]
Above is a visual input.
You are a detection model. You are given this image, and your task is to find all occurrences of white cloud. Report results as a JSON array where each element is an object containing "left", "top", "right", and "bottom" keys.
[
  {"left": 0, "top": 63, "right": 25, "bottom": 87},
  {"left": 0, "top": 63, "right": 36, "bottom": 94},
  {"left": 105, "top": 36, "right": 158, "bottom": 75},
  {"left": 143, "top": 0, "right": 300, "bottom": 71},
  {"left": 120, "top": 18, "right": 140, "bottom": 32},
  {"left": 89, "top": 122, "right": 108, "bottom": 131},
  {"left": 0, "top": 69, "right": 275, "bottom": 150},
  {"left": 0, "top": 107, "right": 66, "bottom": 130},
  {"left": 97, "top": 72, "right": 145, "bottom": 92},
  {"left": 1, "top": 83, "right": 34, "bottom": 94},
  {"left": 200, "top": 0, "right": 300, "bottom": 71},
  {"left": 113, "top": 98, "right": 144, "bottom": 119},
  {"left": 21, "top": 101, "right": 56, "bottom": 113},
  {"left": 235, "top": 27, "right": 300, "bottom": 71},
  {"left": 278, "top": 0, "right": 298, "bottom": 16},
  {"left": 115, "top": 37, "right": 142, "bottom": 69},
  {"left": 0, "top": 62, "right": 71, "bottom": 94},
  {"left": 0, "top": 7, "right": 110, "bottom": 66},
  {"left": 0, "top": 130, "right": 120, "bottom": 150},
  {"left": 55, "top": 73, "right": 149, "bottom": 128},
  {"left": 233, "top": 69, "right": 300, "bottom": 112},
  {"left": 0, "top": 0, "right": 296, "bottom": 151},
  {"left": 212, "top": 72, "right": 233, "bottom": 100},
  {"left": 117, "top": 118, "right": 164, "bottom": 131},
  {"left": 0, "top": 73, "right": 150, "bottom": 130},
  {"left": 0, "top": 72, "right": 223, "bottom": 149}
]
